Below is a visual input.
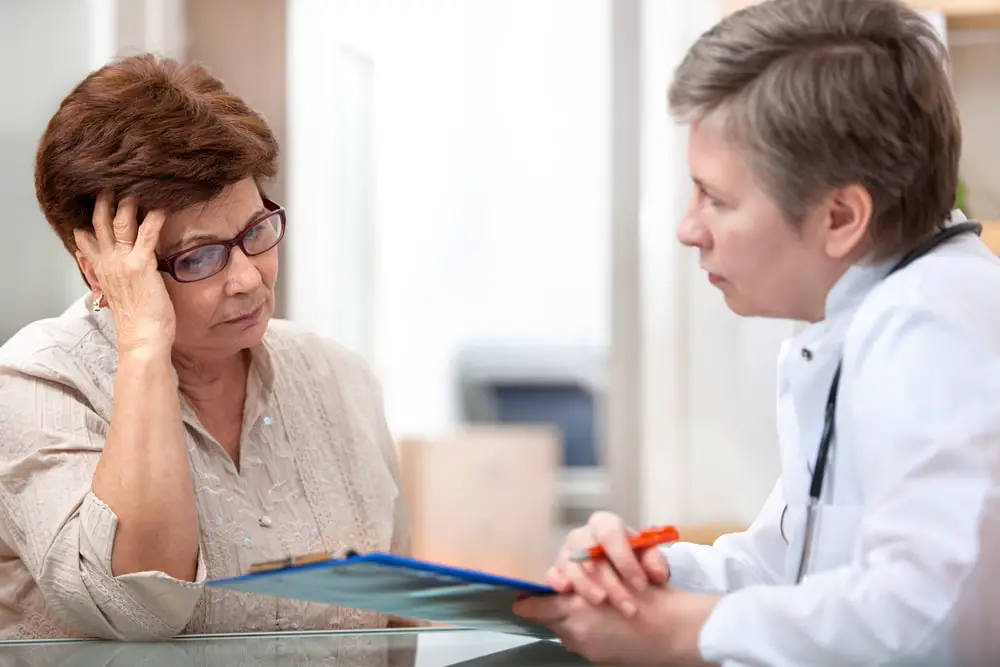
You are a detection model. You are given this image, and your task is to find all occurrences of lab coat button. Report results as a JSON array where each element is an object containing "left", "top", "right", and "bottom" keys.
[{"left": 801, "top": 347, "right": 813, "bottom": 361}]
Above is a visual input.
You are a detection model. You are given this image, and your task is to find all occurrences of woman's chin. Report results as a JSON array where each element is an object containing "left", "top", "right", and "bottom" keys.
[{"left": 236, "top": 315, "right": 270, "bottom": 347}]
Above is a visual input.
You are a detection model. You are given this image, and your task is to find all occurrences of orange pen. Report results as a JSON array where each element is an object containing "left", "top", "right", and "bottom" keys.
[{"left": 568, "top": 524, "right": 680, "bottom": 562}]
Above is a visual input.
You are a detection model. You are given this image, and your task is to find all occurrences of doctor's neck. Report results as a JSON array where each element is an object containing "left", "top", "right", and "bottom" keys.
[{"left": 810, "top": 249, "right": 888, "bottom": 323}]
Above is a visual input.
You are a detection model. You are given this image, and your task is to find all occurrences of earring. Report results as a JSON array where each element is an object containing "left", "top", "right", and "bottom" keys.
[{"left": 91, "top": 293, "right": 105, "bottom": 312}]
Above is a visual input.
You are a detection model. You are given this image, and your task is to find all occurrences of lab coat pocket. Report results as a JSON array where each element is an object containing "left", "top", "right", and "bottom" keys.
[{"left": 806, "top": 504, "right": 864, "bottom": 575}]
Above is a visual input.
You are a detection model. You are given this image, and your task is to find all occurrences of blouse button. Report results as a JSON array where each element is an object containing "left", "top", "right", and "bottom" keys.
[
  {"left": 801, "top": 348, "right": 813, "bottom": 361},
  {"left": 277, "top": 617, "right": 299, "bottom": 631},
  {"left": 258, "top": 515, "right": 273, "bottom": 528}
]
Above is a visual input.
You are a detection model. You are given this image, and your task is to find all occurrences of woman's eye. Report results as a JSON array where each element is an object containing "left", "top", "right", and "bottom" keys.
[{"left": 176, "top": 248, "right": 211, "bottom": 270}]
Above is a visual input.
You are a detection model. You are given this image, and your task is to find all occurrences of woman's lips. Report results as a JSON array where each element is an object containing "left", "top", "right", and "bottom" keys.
[{"left": 223, "top": 304, "right": 264, "bottom": 325}]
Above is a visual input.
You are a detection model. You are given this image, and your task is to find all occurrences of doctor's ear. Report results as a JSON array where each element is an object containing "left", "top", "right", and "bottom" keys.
[{"left": 822, "top": 184, "right": 873, "bottom": 261}]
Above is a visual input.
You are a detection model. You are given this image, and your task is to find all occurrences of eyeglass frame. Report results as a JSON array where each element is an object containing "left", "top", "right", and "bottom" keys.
[{"left": 156, "top": 197, "right": 287, "bottom": 283}]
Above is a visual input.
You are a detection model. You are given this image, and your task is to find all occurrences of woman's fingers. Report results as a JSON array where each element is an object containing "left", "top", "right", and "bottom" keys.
[
  {"left": 112, "top": 196, "right": 139, "bottom": 250},
  {"left": 73, "top": 229, "right": 99, "bottom": 261},
  {"left": 134, "top": 210, "right": 167, "bottom": 256},
  {"left": 91, "top": 191, "right": 116, "bottom": 249}
]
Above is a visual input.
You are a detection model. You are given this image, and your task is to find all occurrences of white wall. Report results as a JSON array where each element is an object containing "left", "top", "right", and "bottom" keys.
[
  {"left": 287, "top": 0, "right": 611, "bottom": 435},
  {"left": 286, "top": 0, "right": 800, "bottom": 527},
  {"left": 0, "top": 0, "right": 110, "bottom": 342},
  {"left": 0, "top": 0, "right": 186, "bottom": 344},
  {"left": 612, "top": 0, "right": 793, "bottom": 527}
]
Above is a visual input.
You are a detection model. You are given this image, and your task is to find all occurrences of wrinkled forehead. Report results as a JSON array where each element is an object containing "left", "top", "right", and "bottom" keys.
[{"left": 156, "top": 180, "right": 265, "bottom": 256}]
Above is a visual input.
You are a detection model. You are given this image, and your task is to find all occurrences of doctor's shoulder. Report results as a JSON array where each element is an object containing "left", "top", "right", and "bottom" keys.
[{"left": 845, "top": 241, "right": 1000, "bottom": 363}]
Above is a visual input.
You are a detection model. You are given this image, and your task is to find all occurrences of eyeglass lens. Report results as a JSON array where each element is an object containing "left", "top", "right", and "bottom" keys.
[{"left": 172, "top": 212, "right": 283, "bottom": 282}]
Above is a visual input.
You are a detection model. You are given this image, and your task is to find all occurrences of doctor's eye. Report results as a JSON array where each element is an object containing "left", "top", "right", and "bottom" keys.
[{"left": 695, "top": 183, "right": 724, "bottom": 210}]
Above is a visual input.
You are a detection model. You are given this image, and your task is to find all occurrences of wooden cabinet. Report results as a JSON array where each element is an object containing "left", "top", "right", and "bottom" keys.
[
  {"left": 909, "top": 1, "right": 1000, "bottom": 28},
  {"left": 980, "top": 221, "right": 1000, "bottom": 254},
  {"left": 398, "top": 426, "right": 560, "bottom": 583}
]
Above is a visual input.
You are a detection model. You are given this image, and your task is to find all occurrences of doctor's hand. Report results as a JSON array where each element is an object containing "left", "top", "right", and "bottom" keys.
[
  {"left": 548, "top": 511, "right": 670, "bottom": 618},
  {"left": 513, "top": 585, "right": 720, "bottom": 665}
]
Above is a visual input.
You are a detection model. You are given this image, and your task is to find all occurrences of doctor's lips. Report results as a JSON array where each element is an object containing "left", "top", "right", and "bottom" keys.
[{"left": 707, "top": 272, "right": 726, "bottom": 285}]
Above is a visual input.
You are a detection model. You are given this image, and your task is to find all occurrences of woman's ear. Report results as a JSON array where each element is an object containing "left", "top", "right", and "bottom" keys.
[{"left": 75, "top": 251, "right": 101, "bottom": 293}]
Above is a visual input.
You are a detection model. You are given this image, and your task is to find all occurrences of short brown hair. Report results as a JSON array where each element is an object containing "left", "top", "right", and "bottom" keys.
[
  {"left": 36, "top": 53, "right": 279, "bottom": 254},
  {"left": 669, "top": 0, "right": 961, "bottom": 257}
]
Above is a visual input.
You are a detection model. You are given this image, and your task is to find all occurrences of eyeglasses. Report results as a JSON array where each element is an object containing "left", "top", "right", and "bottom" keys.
[{"left": 157, "top": 198, "right": 287, "bottom": 283}]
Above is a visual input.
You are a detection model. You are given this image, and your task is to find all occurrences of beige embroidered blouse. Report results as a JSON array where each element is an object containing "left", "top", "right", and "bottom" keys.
[{"left": 0, "top": 297, "right": 409, "bottom": 640}]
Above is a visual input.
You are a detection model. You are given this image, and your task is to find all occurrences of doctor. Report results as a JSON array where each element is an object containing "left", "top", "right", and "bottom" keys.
[{"left": 514, "top": 0, "right": 1000, "bottom": 664}]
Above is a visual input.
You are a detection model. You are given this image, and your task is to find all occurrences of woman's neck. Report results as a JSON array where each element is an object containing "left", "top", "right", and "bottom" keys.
[{"left": 172, "top": 348, "right": 250, "bottom": 407}]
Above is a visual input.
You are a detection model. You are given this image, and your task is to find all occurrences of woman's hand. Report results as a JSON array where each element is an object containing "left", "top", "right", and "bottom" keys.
[
  {"left": 548, "top": 511, "right": 670, "bottom": 617},
  {"left": 74, "top": 193, "right": 176, "bottom": 356}
]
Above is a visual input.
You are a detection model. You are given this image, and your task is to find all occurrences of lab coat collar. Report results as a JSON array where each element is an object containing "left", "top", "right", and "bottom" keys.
[
  {"left": 788, "top": 262, "right": 889, "bottom": 357},
  {"left": 823, "top": 260, "right": 893, "bottom": 321},
  {"left": 797, "top": 208, "right": 970, "bottom": 346}
]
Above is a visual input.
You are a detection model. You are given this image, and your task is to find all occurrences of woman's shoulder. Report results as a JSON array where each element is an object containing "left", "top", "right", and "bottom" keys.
[
  {"left": 0, "top": 297, "right": 112, "bottom": 385},
  {"left": 0, "top": 299, "right": 115, "bottom": 457}
]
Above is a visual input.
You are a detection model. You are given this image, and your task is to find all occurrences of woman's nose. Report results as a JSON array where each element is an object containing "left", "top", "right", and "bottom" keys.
[{"left": 224, "top": 247, "right": 264, "bottom": 294}]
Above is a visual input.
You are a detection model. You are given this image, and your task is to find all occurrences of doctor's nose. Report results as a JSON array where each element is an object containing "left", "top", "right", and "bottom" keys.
[{"left": 677, "top": 210, "right": 711, "bottom": 250}]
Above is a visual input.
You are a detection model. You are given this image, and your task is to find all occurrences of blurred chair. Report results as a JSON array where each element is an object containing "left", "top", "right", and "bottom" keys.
[
  {"left": 397, "top": 426, "right": 560, "bottom": 583},
  {"left": 454, "top": 345, "right": 608, "bottom": 525},
  {"left": 455, "top": 345, "right": 603, "bottom": 468}
]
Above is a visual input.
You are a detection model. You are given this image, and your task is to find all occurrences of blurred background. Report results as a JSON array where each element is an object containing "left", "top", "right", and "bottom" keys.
[{"left": 2, "top": 0, "right": 997, "bottom": 582}]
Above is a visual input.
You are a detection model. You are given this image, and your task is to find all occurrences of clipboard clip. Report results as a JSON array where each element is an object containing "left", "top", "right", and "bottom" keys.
[{"left": 248, "top": 549, "right": 360, "bottom": 574}]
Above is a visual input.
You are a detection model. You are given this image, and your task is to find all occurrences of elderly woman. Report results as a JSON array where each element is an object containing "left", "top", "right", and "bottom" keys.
[{"left": 0, "top": 54, "right": 409, "bottom": 641}]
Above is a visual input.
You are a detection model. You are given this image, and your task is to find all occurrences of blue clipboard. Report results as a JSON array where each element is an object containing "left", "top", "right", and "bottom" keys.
[{"left": 207, "top": 552, "right": 557, "bottom": 638}]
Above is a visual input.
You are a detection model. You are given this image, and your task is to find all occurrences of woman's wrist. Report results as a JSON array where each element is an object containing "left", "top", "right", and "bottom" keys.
[{"left": 117, "top": 339, "right": 174, "bottom": 365}]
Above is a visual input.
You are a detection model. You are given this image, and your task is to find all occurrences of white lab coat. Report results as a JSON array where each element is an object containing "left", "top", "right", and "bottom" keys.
[{"left": 664, "top": 222, "right": 1000, "bottom": 666}]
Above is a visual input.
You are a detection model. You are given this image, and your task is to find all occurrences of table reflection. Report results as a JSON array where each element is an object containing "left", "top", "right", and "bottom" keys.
[{"left": 0, "top": 628, "right": 590, "bottom": 667}]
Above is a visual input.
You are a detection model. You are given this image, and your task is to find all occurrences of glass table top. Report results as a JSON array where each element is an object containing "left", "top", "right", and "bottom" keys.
[{"left": 0, "top": 627, "right": 594, "bottom": 667}]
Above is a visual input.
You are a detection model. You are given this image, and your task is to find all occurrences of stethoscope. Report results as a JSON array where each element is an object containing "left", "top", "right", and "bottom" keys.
[{"left": 792, "top": 220, "right": 983, "bottom": 584}]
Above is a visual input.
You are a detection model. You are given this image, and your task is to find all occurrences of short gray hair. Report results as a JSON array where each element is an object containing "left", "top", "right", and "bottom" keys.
[{"left": 669, "top": 0, "right": 961, "bottom": 257}]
